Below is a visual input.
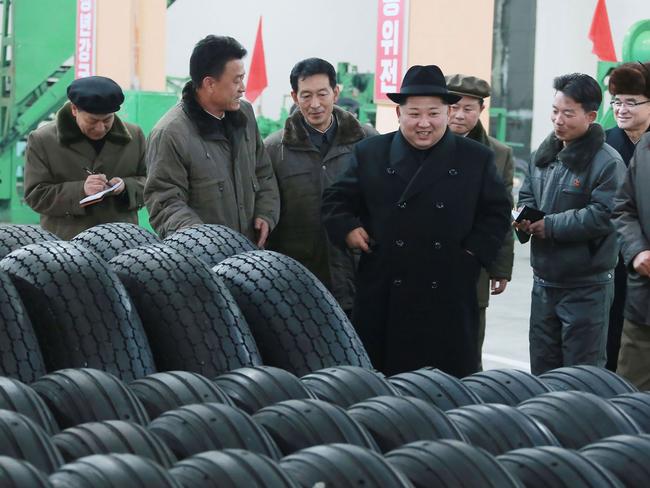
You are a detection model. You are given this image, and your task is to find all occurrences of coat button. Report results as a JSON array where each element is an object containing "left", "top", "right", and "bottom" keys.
[
  {"left": 395, "top": 239, "right": 405, "bottom": 247},
  {"left": 322, "top": 165, "right": 326, "bottom": 170},
  {"left": 397, "top": 201, "right": 407, "bottom": 209},
  {"left": 387, "top": 167, "right": 396, "bottom": 175},
  {"left": 433, "top": 241, "right": 442, "bottom": 250},
  {"left": 448, "top": 168, "right": 458, "bottom": 176},
  {"left": 435, "top": 201, "right": 444, "bottom": 209},
  {"left": 393, "top": 279, "right": 402, "bottom": 287},
  {"left": 431, "top": 281, "right": 439, "bottom": 289}
]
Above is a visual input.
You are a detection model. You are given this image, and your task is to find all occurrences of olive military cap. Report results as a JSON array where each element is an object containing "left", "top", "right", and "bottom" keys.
[{"left": 445, "top": 74, "right": 491, "bottom": 100}]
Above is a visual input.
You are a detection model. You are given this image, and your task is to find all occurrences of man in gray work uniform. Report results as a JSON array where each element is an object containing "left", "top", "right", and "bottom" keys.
[{"left": 515, "top": 73, "right": 625, "bottom": 374}]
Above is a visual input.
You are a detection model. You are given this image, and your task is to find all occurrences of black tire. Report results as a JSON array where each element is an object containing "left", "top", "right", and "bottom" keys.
[
  {"left": 581, "top": 434, "right": 650, "bottom": 488},
  {"left": 213, "top": 366, "right": 316, "bottom": 414},
  {"left": 0, "top": 456, "right": 51, "bottom": 488},
  {"left": 461, "top": 369, "right": 552, "bottom": 405},
  {"left": 300, "top": 365, "right": 400, "bottom": 408},
  {"left": 169, "top": 449, "right": 298, "bottom": 488},
  {"left": 163, "top": 224, "right": 256, "bottom": 267},
  {"left": 498, "top": 446, "right": 623, "bottom": 488},
  {"left": 148, "top": 403, "right": 282, "bottom": 461},
  {"left": 48, "top": 453, "right": 181, "bottom": 488},
  {"left": 72, "top": 223, "right": 161, "bottom": 262},
  {"left": 252, "top": 398, "right": 379, "bottom": 456},
  {"left": 129, "top": 371, "right": 234, "bottom": 420},
  {"left": 385, "top": 439, "right": 521, "bottom": 488},
  {"left": 0, "top": 410, "right": 63, "bottom": 474},
  {"left": 110, "top": 245, "right": 261, "bottom": 376},
  {"left": 280, "top": 444, "right": 412, "bottom": 488},
  {"left": 0, "top": 376, "right": 59, "bottom": 435},
  {"left": 213, "top": 251, "right": 372, "bottom": 376},
  {"left": 611, "top": 392, "right": 650, "bottom": 433},
  {"left": 0, "top": 242, "right": 156, "bottom": 381},
  {"left": 518, "top": 391, "right": 641, "bottom": 449},
  {"left": 52, "top": 420, "right": 176, "bottom": 467},
  {"left": 0, "top": 225, "right": 56, "bottom": 259},
  {"left": 32, "top": 368, "right": 150, "bottom": 430},
  {"left": 0, "top": 271, "right": 46, "bottom": 383},
  {"left": 347, "top": 395, "right": 466, "bottom": 453},
  {"left": 539, "top": 365, "right": 637, "bottom": 398},
  {"left": 388, "top": 367, "right": 483, "bottom": 411},
  {"left": 446, "top": 404, "right": 560, "bottom": 455}
]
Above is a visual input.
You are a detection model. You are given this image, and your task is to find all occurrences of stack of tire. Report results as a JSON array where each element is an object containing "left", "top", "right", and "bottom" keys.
[{"left": 0, "top": 223, "right": 648, "bottom": 487}]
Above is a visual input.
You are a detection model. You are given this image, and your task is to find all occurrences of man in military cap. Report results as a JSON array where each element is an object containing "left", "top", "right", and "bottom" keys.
[
  {"left": 24, "top": 75, "right": 146, "bottom": 240},
  {"left": 445, "top": 74, "right": 515, "bottom": 370},
  {"left": 322, "top": 65, "right": 511, "bottom": 378}
]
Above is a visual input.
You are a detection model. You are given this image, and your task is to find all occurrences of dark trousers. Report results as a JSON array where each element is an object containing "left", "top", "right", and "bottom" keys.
[
  {"left": 606, "top": 257, "right": 627, "bottom": 371},
  {"left": 617, "top": 318, "right": 650, "bottom": 390},
  {"left": 529, "top": 282, "right": 613, "bottom": 375},
  {"left": 477, "top": 306, "right": 486, "bottom": 371}
]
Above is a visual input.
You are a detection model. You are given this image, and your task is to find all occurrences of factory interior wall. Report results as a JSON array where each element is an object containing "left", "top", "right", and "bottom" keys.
[
  {"left": 376, "top": 0, "right": 495, "bottom": 134},
  {"left": 531, "top": 0, "right": 650, "bottom": 150},
  {"left": 95, "top": 0, "right": 166, "bottom": 91}
]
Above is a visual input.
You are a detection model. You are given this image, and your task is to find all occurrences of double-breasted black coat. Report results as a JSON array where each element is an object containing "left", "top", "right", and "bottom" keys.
[{"left": 322, "top": 129, "right": 511, "bottom": 377}]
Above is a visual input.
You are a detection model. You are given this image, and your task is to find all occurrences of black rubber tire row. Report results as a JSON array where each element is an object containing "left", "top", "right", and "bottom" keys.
[
  {"left": 0, "top": 365, "right": 649, "bottom": 486},
  {"left": 0, "top": 223, "right": 371, "bottom": 384}
]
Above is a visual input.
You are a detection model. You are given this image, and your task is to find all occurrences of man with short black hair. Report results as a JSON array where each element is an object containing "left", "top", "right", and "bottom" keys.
[
  {"left": 446, "top": 74, "right": 515, "bottom": 370},
  {"left": 264, "top": 58, "right": 378, "bottom": 314},
  {"left": 515, "top": 73, "right": 625, "bottom": 374},
  {"left": 322, "top": 65, "right": 510, "bottom": 377},
  {"left": 144, "top": 35, "right": 279, "bottom": 242},
  {"left": 24, "top": 76, "right": 146, "bottom": 240}
]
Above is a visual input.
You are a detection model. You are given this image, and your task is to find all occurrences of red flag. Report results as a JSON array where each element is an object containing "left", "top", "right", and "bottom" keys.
[
  {"left": 245, "top": 17, "right": 268, "bottom": 103},
  {"left": 588, "top": 0, "right": 617, "bottom": 62}
]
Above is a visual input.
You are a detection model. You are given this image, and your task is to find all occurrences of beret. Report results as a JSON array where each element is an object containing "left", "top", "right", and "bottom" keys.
[
  {"left": 445, "top": 74, "right": 491, "bottom": 100},
  {"left": 608, "top": 62, "right": 650, "bottom": 98},
  {"left": 67, "top": 76, "right": 124, "bottom": 114}
]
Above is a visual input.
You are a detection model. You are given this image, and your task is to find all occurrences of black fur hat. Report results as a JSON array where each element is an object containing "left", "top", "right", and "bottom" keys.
[{"left": 608, "top": 62, "right": 650, "bottom": 98}]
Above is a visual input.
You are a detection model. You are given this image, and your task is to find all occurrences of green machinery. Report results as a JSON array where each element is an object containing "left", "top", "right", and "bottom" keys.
[{"left": 0, "top": 0, "right": 177, "bottom": 226}]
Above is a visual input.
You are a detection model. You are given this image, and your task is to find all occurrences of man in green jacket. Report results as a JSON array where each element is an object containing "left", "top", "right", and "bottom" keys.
[
  {"left": 613, "top": 131, "right": 650, "bottom": 389},
  {"left": 144, "top": 35, "right": 279, "bottom": 243},
  {"left": 24, "top": 76, "right": 146, "bottom": 240},
  {"left": 446, "top": 74, "right": 515, "bottom": 370},
  {"left": 264, "top": 58, "right": 377, "bottom": 314}
]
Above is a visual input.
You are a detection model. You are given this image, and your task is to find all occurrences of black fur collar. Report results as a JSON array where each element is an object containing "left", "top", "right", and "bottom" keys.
[
  {"left": 534, "top": 124, "right": 605, "bottom": 171},
  {"left": 466, "top": 119, "right": 490, "bottom": 146},
  {"left": 282, "top": 106, "right": 366, "bottom": 148},
  {"left": 57, "top": 102, "right": 132, "bottom": 146},
  {"left": 181, "top": 81, "right": 247, "bottom": 137}
]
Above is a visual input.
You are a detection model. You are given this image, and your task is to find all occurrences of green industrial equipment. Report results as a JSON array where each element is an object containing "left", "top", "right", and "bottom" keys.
[{"left": 0, "top": 0, "right": 177, "bottom": 226}]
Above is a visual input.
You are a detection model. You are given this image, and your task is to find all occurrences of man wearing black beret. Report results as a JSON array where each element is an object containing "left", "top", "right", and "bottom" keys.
[
  {"left": 24, "top": 75, "right": 146, "bottom": 239},
  {"left": 322, "top": 65, "right": 511, "bottom": 377}
]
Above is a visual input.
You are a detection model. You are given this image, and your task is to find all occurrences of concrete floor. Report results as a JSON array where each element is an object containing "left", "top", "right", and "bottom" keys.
[{"left": 482, "top": 241, "right": 533, "bottom": 372}]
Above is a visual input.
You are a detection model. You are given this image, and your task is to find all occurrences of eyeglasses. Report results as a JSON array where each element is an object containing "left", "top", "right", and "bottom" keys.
[{"left": 610, "top": 99, "right": 650, "bottom": 109}]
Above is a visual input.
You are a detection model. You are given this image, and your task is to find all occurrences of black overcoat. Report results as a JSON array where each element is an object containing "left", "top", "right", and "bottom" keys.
[{"left": 322, "top": 129, "right": 511, "bottom": 377}]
